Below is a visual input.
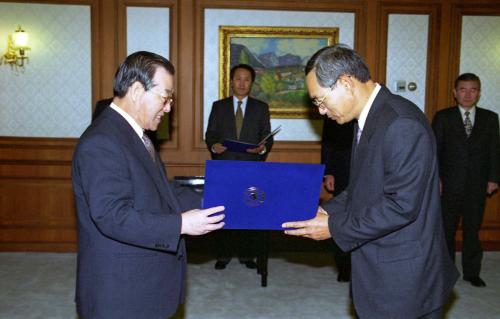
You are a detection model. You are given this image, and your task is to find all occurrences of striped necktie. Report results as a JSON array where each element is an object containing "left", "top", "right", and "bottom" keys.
[{"left": 142, "top": 134, "right": 156, "bottom": 162}]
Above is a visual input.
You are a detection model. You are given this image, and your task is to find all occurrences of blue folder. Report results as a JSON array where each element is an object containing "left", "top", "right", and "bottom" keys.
[
  {"left": 203, "top": 160, "right": 325, "bottom": 230},
  {"left": 222, "top": 139, "right": 258, "bottom": 153}
]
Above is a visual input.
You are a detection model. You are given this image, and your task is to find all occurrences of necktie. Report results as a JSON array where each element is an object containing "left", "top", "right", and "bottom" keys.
[
  {"left": 142, "top": 134, "right": 156, "bottom": 162},
  {"left": 235, "top": 100, "right": 243, "bottom": 139},
  {"left": 464, "top": 111, "right": 472, "bottom": 137}
]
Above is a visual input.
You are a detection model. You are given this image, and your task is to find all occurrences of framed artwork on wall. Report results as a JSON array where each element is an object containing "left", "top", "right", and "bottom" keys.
[{"left": 219, "top": 26, "right": 339, "bottom": 119}]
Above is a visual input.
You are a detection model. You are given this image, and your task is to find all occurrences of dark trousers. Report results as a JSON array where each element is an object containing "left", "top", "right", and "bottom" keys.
[
  {"left": 215, "top": 229, "right": 266, "bottom": 263},
  {"left": 441, "top": 190, "right": 486, "bottom": 277}
]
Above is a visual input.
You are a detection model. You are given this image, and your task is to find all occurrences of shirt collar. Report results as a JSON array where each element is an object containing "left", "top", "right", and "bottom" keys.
[
  {"left": 358, "top": 83, "right": 381, "bottom": 131},
  {"left": 109, "top": 102, "right": 144, "bottom": 138},
  {"left": 233, "top": 96, "right": 248, "bottom": 113},
  {"left": 458, "top": 105, "right": 476, "bottom": 118}
]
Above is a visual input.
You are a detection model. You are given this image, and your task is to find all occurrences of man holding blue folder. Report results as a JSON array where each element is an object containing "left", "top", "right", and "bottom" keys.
[
  {"left": 283, "top": 45, "right": 458, "bottom": 319},
  {"left": 205, "top": 64, "right": 273, "bottom": 270}
]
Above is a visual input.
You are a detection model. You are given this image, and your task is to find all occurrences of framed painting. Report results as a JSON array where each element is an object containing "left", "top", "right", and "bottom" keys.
[{"left": 219, "top": 26, "right": 339, "bottom": 118}]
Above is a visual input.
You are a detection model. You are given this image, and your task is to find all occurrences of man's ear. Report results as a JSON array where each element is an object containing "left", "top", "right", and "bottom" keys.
[
  {"left": 340, "top": 75, "right": 354, "bottom": 93},
  {"left": 129, "top": 81, "right": 143, "bottom": 103}
]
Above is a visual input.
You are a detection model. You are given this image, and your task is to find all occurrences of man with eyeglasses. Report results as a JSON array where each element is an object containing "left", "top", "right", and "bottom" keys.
[
  {"left": 283, "top": 44, "right": 458, "bottom": 318},
  {"left": 72, "top": 51, "right": 225, "bottom": 319}
]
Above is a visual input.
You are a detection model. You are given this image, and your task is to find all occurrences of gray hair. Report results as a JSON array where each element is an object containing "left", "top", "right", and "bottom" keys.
[{"left": 305, "top": 44, "right": 371, "bottom": 88}]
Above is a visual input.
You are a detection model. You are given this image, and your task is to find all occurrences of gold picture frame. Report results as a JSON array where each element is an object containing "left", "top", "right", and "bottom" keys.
[{"left": 219, "top": 26, "right": 339, "bottom": 118}]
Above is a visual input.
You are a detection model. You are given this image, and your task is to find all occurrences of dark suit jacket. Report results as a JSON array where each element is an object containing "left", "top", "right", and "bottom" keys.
[
  {"left": 205, "top": 96, "right": 273, "bottom": 161},
  {"left": 322, "top": 87, "right": 458, "bottom": 318},
  {"left": 72, "top": 107, "right": 186, "bottom": 319},
  {"left": 93, "top": 98, "right": 159, "bottom": 150},
  {"left": 432, "top": 106, "right": 499, "bottom": 197},
  {"left": 321, "top": 119, "right": 354, "bottom": 195}
]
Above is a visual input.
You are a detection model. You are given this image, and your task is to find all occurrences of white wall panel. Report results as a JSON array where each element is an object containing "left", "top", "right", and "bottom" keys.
[
  {"left": 203, "top": 9, "right": 355, "bottom": 141},
  {"left": 127, "top": 7, "right": 169, "bottom": 58},
  {"left": 460, "top": 16, "right": 500, "bottom": 115},
  {"left": 386, "top": 14, "right": 429, "bottom": 112},
  {"left": 0, "top": 3, "right": 91, "bottom": 138}
]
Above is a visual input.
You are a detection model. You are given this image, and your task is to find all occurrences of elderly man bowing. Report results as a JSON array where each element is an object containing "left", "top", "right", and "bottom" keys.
[{"left": 283, "top": 44, "right": 458, "bottom": 319}]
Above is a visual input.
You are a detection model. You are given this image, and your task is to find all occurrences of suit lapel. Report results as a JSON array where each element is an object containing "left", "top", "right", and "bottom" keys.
[
  {"left": 224, "top": 98, "right": 238, "bottom": 139},
  {"left": 350, "top": 87, "right": 389, "bottom": 184},
  {"left": 468, "top": 107, "right": 485, "bottom": 141},
  {"left": 451, "top": 107, "right": 468, "bottom": 139},
  {"left": 106, "top": 109, "right": 180, "bottom": 213}
]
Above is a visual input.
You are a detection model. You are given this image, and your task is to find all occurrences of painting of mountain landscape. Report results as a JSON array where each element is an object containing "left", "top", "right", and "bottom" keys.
[
  {"left": 219, "top": 26, "right": 338, "bottom": 118},
  {"left": 231, "top": 37, "right": 327, "bottom": 117}
]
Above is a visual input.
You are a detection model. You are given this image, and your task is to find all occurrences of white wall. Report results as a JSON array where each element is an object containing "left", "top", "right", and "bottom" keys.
[
  {"left": 460, "top": 15, "right": 500, "bottom": 115},
  {"left": 127, "top": 7, "right": 170, "bottom": 58},
  {"left": 0, "top": 2, "right": 91, "bottom": 138},
  {"left": 386, "top": 14, "right": 429, "bottom": 112},
  {"left": 203, "top": 9, "right": 355, "bottom": 141}
]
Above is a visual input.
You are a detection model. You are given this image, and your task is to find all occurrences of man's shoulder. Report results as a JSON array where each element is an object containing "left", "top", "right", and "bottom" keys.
[
  {"left": 213, "top": 97, "right": 232, "bottom": 106},
  {"left": 477, "top": 106, "right": 499, "bottom": 118},
  {"left": 248, "top": 96, "right": 269, "bottom": 107},
  {"left": 378, "top": 88, "right": 426, "bottom": 124},
  {"left": 434, "top": 106, "right": 458, "bottom": 117}
]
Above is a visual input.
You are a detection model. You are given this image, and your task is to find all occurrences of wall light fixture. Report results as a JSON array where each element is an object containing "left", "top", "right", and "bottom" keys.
[{"left": 1, "top": 25, "right": 30, "bottom": 71}]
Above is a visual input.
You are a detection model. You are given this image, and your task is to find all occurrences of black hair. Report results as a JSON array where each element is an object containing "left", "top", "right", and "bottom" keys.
[
  {"left": 455, "top": 73, "right": 481, "bottom": 90},
  {"left": 113, "top": 51, "right": 175, "bottom": 98},
  {"left": 230, "top": 64, "right": 256, "bottom": 82}
]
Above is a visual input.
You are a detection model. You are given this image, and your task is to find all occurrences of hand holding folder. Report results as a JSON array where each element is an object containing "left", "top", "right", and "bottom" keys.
[{"left": 222, "top": 125, "right": 282, "bottom": 153}]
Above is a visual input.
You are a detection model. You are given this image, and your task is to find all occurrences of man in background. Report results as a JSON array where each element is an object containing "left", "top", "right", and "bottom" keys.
[
  {"left": 205, "top": 63, "right": 273, "bottom": 270},
  {"left": 283, "top": 44, "right": 458, "bottom": 318},
  {"left": 321, "top": 118, "right": 354, "bottom": 282},
  {"left": 72, "top": 51, "right": 225, "bottom": 318},
  {"left": 432, "top": 73, "right": 499, "bottom": 287}
]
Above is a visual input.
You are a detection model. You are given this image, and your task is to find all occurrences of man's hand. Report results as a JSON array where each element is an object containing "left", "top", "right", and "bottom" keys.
[
  {"left": 282, "top": 208, "right": 331, "bottom": 241},
  {"left": 181, "top": 206, "right": 225, "bottom": 235},
  {"left": 247, "top": 144, "right": 266, "bottom": 154},
  {"left": 212, "top": 143, "right": 227, "bottom": 154},
  {"left": 324, "top": 175, "right": 335, "bottom": 192},
  {"left": 487, "top": 182, "right": 499, "bottom": 195}
]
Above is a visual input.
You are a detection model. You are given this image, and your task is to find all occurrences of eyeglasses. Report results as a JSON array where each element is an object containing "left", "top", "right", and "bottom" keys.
[
  {"left": 311, "top": 80, "right": 341, "bottom": 109},
  {"left": 149, "top": 89, "right": 175, "bottom": 106}
]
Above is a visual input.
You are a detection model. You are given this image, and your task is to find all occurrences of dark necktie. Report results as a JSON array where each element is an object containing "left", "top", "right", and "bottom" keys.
[
  {"left": 142, "top": 133, "right": 156, "bottom": 162},
  {"left": 464, "top": 111, "right": 472, "bottom": 138},
  {"left": 235, "top": 100, "right": 243, "bottom": 139}
]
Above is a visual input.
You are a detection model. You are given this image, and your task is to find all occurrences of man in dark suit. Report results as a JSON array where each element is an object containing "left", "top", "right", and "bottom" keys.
[
  {"left": 205, "top": 64, "right": 273, "bottom": 270},
  {"left": 283, "top": 44, "right": 458, "bottom": 318},
  {"left": 321, "top": 118, "right": 354, "bottom": 282},
  {"left": 72, "top": 51, "right": 225, "bottom": 319},
  {"left": 432, "top": 73, "right": 499, "bottom": 288}
]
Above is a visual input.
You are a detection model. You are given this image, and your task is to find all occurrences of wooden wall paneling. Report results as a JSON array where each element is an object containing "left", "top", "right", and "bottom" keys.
[
  {"left": 116, "top": 0, "right": 180, "bottom": 153},
  {"left": 192, "top": 0, "right": 366, "bottom": 160},
  {"left": 447, "top": 2, "right": 500, "bottom": 108},
  {"left": 376, "top": 1, "right": 440, "bottom": 119},
  {"left": 446, "top": 1, "right": 500, "bottom": 250},
  {"left": 0, "top": 0, "right": 100, "bottom": 252},
  {"left": 2, "top": 0, "right": 500, "bottom": 251}
]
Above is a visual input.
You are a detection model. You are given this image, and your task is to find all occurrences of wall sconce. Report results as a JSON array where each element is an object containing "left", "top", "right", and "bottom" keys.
[{"left": 1, "top": 25, "right": 30, "bottom": 70}]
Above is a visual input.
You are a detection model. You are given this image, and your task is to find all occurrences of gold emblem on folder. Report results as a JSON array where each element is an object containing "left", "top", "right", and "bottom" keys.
[{"left": 244, "top": 187, "right": 265, "bottom": 207}]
